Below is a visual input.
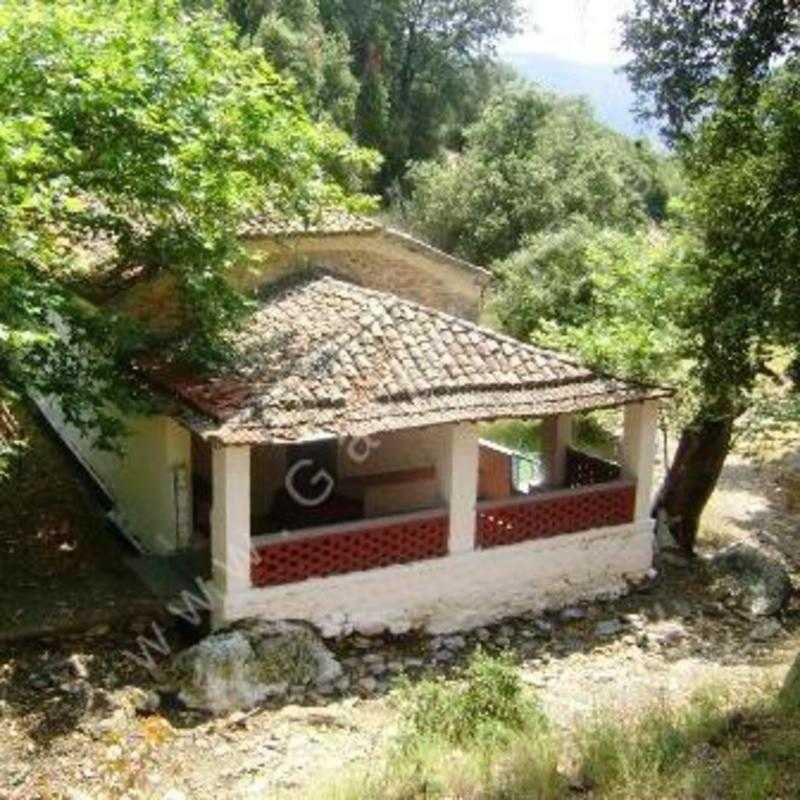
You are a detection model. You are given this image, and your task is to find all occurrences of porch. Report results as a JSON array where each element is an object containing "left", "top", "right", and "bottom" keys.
[{"left": 202, "top": 401, "right": 659, "bottom": 633}]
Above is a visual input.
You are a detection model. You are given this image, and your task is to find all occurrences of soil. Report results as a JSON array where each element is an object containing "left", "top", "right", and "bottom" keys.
[{"left": 0, "top": 405, "right": 162, "bottom": 642}]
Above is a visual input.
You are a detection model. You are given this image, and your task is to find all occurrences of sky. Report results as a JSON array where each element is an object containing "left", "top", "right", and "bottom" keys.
[{"left": 500, "top": 0, "right": 634, "bottom": 66}]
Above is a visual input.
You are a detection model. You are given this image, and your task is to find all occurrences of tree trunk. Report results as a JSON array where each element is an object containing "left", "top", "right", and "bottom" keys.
[{"left": 655, "top": 413, "right": 736, "bottom": 554}]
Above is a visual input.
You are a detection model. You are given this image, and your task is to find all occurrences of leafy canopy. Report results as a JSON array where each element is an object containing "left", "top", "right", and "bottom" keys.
[
  {"left": 493, "top": 221, "right": 701, "bottom": 423},
  {"left": 623, "top": 0, "right": 800, "bottom": 143},
  {"left": 0, "top": 0, "right": 378, "bottom": 464},
  {"left": 495, "top": 58, "right": 800, "bottom": 429},
  {"left": 618, "top": 2, "right": 800, "bottom": 420},
  {"left": 192, "top": 0, "right": 360, "bottom": 131},
  {"left": 319, "top": 0, "right": 522, "bottom": 186},
  {"left": 403, "top": 85, "right": 671, "bottom": 265}
]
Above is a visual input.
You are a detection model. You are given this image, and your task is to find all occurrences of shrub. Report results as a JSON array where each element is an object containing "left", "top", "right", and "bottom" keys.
[
  {"left": 395, "top": 649, "right": 546, "bottom": 747},
  {"left": 306, "top": 673, "right": 800, "bottom": 800}
]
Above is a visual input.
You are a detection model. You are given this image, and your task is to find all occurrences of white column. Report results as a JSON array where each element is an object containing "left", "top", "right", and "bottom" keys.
[
  {"left": 211, "top": 444, "right": 252, "bottom": 602},
  {"left": 541, "top": 414, "right": 573, "bottom": 487},
  {"left": 621, "top": 400, "right": 659, "bottom": 519},
  {"left": 437, "top": 423, "right": 479, "bottom": 554}
]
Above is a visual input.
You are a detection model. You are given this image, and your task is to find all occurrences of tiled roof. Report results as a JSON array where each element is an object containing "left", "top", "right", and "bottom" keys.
[
  {"left": 147, "top": 275, "right": 670, "bottom": 443},
  {"left": 240, "top": 209, "right": 382, "bottom": 238}
]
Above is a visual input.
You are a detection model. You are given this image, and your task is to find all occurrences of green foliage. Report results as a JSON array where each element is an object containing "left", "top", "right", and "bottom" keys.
[
  {"left": 354, "top": 66, "right": 390, "bottom": 152},
  {"left": 493, "top": 223, "right": 694, "bottom": 391},
  {"left": 310, "top": 676, "right": 800, "bottom": 800},
  {"left": 577, "top": 689, "right": 733, "bottom": 795},
  {"left": 0, "top": 398, "right": 23, "bottom": 479},
  {"left": 622, "top": 0, "right": 800, "bottom": 143},
  {"left": 619, "top": 12, "right": 800, "bottom": 417},
  {"left": 684, "top": 61, "right": 800, "bottom": 370},
  {"left": 0, "top": 0, "right": 377, "bottom": 457},
  {"left": 213, "top": 0, "right": 360, "bottom": 130},
  {"left": 614, "top": 4, "right": 800, "bottom": 549},
  {"left": 395, "top": 649, "right": 545, "bottom": 747},
  {"left": 479, "top": 419, "right": 542, "bottom": 456},
  {"left": 319, "top": 0, "right": 522, "bottom": 187},
  {"left": 404, "top": 86, "right": 673, "bottom": 263}
]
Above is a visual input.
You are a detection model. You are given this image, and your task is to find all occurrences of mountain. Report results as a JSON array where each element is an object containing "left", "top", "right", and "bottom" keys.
[{"left": 502, "top": 52, "right": 658, "bottom": 142}]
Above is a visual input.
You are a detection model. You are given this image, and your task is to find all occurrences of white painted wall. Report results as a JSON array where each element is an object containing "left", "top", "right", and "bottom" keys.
[
  {"left": 218, "top": 521, "right": 653, "bottom": 636},
  {"left": 211, "top": 445, "right": 252, "bottom": 597},
  {"left": 34, "top": 396, "right": 191, "bottom": 554},
  {"left": 336, "top": 424, "right": 480, "bottom": 542},
  {"left": 337, "top": 426, "right": 449, "bottom": 515},
  {"left": 621, "top": 400, "right": 660, "bottom": 520},
  {"left": 337, "top": 426, "right": 447, "bottom": 479}
]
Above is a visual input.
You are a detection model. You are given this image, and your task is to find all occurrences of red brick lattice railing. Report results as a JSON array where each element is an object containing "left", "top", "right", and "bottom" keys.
[
  {"left": 475, "top": 481, "right": 636, "bottom": 549},
  {"left": 251, "top": 510, "right": 449, "bottom": 587}
]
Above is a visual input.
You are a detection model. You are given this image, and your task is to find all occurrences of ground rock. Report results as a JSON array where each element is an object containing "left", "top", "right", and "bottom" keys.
[
  {"left": 648, "top": 621, "right": 688, "bottom": 647},
  {"left": 709, "top": 543, "right": 792, "bottom": 617},
  {"left": 749, "top": 619, "right": 783, "bottom": 642},
  {"left": 159, "top": 620, "right": 341, "bottom": 713},
  {"left": 594, "top": 619, "right": 623, "bottom": 638},
  {"left": 560, "top": 607, "right": 587, "bottom": 622},
  {"left": 117, "top": 686, "right": 161, "bottom": 714}
]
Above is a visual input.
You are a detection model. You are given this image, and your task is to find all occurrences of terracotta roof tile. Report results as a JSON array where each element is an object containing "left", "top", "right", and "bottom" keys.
[
  {"left": 240, "top": 209, "right": 381, "bottom": 238},
  {"left": 150, "top": 275, "right": 670, "bottom": 443}
]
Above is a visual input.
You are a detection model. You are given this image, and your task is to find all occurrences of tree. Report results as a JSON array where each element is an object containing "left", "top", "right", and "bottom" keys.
[
  {"left": 404, "top": 85, "right": 671, "bottom": 264},
  {"left": 494, "top": 220, "right": 696, "bottom": 390},
  {"left": 494, "top": 60, "right": 800, "bottom": 553},
  {"left": 618, "top": 2, "right": 800, "bottom": 552},
  {"left": 622, "top": 0, "right": 800, "bottom": 144},
  {"left": 208, "top": 0, "right": 360, "bottom": 130},
  {"left": 0, "top": 0, "right": 378, "bottom": 475},
  {"left": 319, "top": 0, "right": 523, "bottom": 185}
]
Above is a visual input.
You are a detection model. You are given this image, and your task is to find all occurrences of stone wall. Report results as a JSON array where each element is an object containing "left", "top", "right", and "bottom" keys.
[{"left": 236, "top": 232, "right": 485, "bottom": 320}]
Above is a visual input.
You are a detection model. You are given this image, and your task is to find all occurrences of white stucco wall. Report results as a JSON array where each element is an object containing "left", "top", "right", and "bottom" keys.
[
  {"left": 217, "top": 521, "right": 653, "bottom": 636},
  {"left": 337, "top": 426, "right": 447, "bottom": 479},
  {"left": 35, "top": 396, "right": 191, "bottom": 554},
  {"left": 337, "top": 426, "right": 449, "bottom": 515}
]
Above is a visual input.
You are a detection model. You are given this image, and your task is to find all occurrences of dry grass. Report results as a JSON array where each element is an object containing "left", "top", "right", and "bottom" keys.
[{"left": 299, "top": 655, "right": 800, "bottom": 800}]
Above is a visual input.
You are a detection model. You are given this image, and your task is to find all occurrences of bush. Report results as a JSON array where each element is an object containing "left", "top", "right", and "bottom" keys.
[
  {"left": 576, "top": 687, "right": 747, "bottom": 798},
  {"left": 395, "top": 649, "right": 546, "bottom": 747}
]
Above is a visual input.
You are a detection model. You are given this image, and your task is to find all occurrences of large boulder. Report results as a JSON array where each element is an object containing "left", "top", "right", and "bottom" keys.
[
  {"left": 159, "top": 620, "right": 342, "bottom": 713},
  {"left": 709, "top": 543, "right": 792, "bottom": 617}
]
